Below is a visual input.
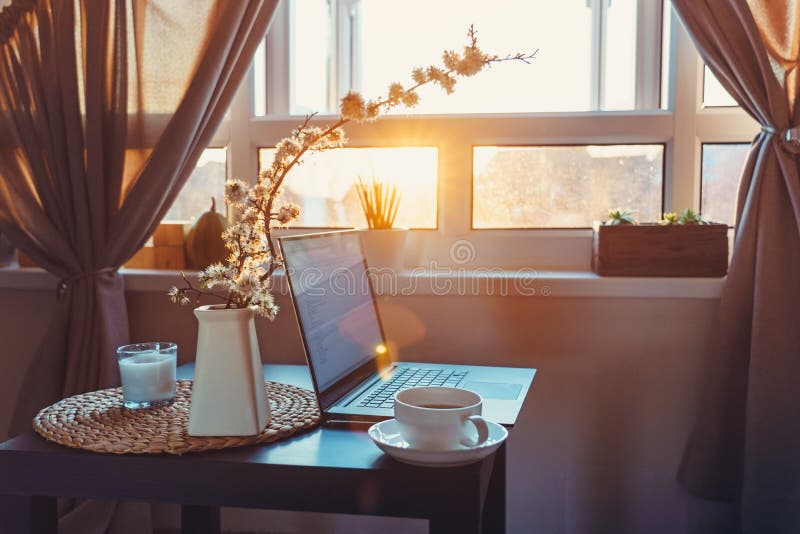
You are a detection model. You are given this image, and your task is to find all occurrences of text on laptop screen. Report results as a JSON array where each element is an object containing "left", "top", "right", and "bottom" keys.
[{"left": 282, "top": 233, "right": 385, "bottom": 392}]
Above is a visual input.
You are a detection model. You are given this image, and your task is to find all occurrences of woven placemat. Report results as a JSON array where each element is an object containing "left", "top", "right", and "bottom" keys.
[{"left": 33, "top": 380, "right": 320, "bottom": 455}]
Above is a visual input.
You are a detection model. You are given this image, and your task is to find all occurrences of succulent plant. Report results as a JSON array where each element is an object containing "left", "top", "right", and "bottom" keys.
[
  {"left": 677, "top": 208, "right": 709, "bottom": 225},
  {"left": 660, "top": 212, "right": 680, "bottom": 225},
  {"left": 604, "top": 208, "right": 638, "bottom": 226}
]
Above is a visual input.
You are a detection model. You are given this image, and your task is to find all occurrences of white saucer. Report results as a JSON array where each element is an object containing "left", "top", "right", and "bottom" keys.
[{"left": 368, "top": 418, "right": 508, "bottom": 467}]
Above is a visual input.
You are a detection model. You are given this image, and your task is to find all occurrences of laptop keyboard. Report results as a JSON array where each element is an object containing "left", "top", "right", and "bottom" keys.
[{"left": 357, "top": 367, "right": 468, "bottom": 409}]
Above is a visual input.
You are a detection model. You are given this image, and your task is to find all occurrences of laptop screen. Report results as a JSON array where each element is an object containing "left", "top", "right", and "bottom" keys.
[{"left": 281, "top": 232, "right": 386, "bottom": 395}]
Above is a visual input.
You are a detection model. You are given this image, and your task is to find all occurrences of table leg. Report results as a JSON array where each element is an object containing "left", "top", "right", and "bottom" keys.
[
  {"left": 0, "top": 495, "right": 57, "bottom": 534},
  {"left": 482, "top": 443, "right": 507, "bottom": 533},
  {"left": 181, "top": 504, "right": 220, "bottom": 534},
  {"left": 429, "top": 510, "right": 481, "bottom": 534},
  {"left": 426, "top": 445, "right": 507, "bottom": 534},
  {"left": 427, "top": 479, "right": 483, "bottom": 534}
]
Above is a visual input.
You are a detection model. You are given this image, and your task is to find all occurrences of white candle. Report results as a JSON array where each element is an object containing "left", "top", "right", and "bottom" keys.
[{"left": 119, "top": 351, "right": 177, "bottom": 403}]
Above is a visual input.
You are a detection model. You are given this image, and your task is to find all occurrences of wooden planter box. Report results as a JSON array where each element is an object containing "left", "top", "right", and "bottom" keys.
[{"left": 592, "top": 223, "right": 729, "bottom": 277}]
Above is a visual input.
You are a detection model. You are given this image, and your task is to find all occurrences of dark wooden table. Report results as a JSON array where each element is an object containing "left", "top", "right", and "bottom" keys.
[{"left": 0, "top": 364, "right": 514, "bottom": 534}]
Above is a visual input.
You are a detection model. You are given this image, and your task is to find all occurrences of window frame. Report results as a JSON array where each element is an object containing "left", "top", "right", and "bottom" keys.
[{"left": 210, "top": 0, "right": 759, "bottom": 270}]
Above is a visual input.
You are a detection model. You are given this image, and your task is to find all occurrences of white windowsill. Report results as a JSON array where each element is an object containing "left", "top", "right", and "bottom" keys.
[{"left": 0, "top": 266, "right": 725, "bottom": 299}]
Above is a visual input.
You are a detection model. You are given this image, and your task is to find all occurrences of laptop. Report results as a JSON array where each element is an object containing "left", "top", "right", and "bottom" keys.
[{"left": 278, "top": 230, "right": 535, "bottom": 426}]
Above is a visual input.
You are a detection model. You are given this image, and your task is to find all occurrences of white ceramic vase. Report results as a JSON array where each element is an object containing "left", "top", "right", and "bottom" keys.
[{"left": 188, "top": 304, "right": 270, "bottom": 436}]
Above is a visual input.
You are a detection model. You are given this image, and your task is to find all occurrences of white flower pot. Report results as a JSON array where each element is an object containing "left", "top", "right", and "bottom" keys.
[
  {"left": 359, "top": 228, "right": 409, "bottom": 270},
  {"left": 188, "top": 304, "right": 270, "bottom": 436}
]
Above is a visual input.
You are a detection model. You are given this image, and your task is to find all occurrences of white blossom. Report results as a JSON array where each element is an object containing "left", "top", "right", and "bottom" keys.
[
  {"left": 340, "top": 91, "right": 366, "bottom": 121},
  {"left": 167, "top": 286, "right": 180, "bottom": 304},
  {"left": 225, "top": 179, "right": 249, "bottom": 206},
  {"left": 276, "top": 203, "right": 301, "bottom": 225}
]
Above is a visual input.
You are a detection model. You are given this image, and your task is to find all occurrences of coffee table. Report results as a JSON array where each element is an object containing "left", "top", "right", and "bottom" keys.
[{"left": 0, "top": 364, "right": 521, "bottom": 533}]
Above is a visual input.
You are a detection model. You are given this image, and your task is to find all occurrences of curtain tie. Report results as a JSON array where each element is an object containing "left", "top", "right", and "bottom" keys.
[
  {"left": 57, "top": 268, "right": 117, "bottom": 299},
  {"left": 762, "top": 125, "right": 800, "bottom": 154}
]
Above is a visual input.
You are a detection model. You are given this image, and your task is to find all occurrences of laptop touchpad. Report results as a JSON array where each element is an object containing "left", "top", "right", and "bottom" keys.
[{"left": 463, "top": 381, "right": 523, "bottom": 400}]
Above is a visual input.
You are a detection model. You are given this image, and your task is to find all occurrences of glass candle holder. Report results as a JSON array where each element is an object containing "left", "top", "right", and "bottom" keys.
[{"left": 117, "top": 342, "right": 177, "bottom": 409}]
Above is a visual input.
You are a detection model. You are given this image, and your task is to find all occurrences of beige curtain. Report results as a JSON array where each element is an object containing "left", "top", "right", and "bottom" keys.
[
  {"left": 671, "top": 1, "right": 800, "bottom": 533},
  {"left": 0, "top": 0, "right": 279, "bottom": 531}
]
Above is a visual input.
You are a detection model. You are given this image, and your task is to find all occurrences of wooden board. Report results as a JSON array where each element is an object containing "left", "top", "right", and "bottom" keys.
[
  {"left": 124, "top": 223, "right": 187, "bottom": 270},
  {"left": 16, "top": 223, "right": 188, "bottom": 270},
  {"left": 153, "top": 245, "right": 186, "bottom": 270},
  {"left": 124, "top": 247, "right": 156, "bottom": 269},
  {"left": 592, "top": 223, "right": 729, "bottom": 277},
  {"left": 153, "top": 223, "right": 186, "bottom": 246}
]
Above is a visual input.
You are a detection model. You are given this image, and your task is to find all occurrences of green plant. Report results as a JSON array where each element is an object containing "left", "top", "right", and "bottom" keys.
[
  {"left": 660, "top": 212, "right": 680, "bottom": 225},
  {"left": 604, "top": 208, "right": 637, "bottom": 226},
  {"left": 677, "top": 208, "right": 709, "bottom": 225},
  {"left": 357, "top": 177, "right": 401, "bottom": 229}
]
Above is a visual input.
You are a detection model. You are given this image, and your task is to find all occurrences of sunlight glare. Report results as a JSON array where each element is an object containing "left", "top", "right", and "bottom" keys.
[
  {"left": 258, "top": 147, "right": 437, "bottom": 228},
  {"left": 359, "top": 0, "right": 593, "bottom": 113}
]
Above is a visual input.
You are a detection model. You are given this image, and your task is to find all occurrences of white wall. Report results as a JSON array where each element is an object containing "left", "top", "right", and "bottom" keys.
[{"left": 0, "top": 282, "right": 728, "bottom": 533}]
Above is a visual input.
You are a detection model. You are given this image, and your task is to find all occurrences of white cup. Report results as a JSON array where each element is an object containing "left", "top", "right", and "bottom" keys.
[{"left": 394, "top": 387, "right": 490, "bottom": 450}]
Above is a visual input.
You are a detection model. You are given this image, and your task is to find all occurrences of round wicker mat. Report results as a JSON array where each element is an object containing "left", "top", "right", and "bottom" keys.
[{"left": 33, "top": 380, "right": 320, "bottom": 455}]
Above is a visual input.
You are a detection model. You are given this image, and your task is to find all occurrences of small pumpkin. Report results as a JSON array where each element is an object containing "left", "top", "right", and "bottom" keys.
[{"left": 185, "top": 197, "right": 229, "bottom": 270}]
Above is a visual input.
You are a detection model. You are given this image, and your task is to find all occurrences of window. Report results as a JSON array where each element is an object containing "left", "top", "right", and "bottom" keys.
[
  {"left": 209, "top": 0, "right": 762, "bottom": 269},
  {"left": 703, "top": 66, "right": 738, "bottom": 108},
  {"left": 473, "top": 145, "right": 663, "bottom": 228},
  {"left": 289, "top": 0, "right": 331, "bottom": 114},
  {"left": 257, "top": 147, "right": 437, "bottom": 228},
  {"left": 358, "top": 0, "right": 595, "bottom": 114},
  {"left": 164, "top": 148, "right": 227, "bottom": 223},
  {"left": 272, "top": 0, "right": 653, "bottom": 115},
  {"left": 701, "top": 144, "right": 749, "bottom": 226}
]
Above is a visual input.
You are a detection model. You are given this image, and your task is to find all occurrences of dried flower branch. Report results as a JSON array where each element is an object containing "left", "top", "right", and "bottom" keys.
[{"left": 169, "top": 25, "right": 536, "bottom": 318}]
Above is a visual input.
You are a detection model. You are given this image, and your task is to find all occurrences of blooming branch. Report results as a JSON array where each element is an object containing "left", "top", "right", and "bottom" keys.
[{"left": 169, "top": 25, "right": 536, "bottom": 318}]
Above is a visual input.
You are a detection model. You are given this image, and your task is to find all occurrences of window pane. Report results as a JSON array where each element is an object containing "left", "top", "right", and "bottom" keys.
[
  {"left": 603, "top": 0, "right": 637, "bottom": 110},
  {"left": 703, "top": 66, "right": 738, "bottom": 107},
  {"left": 660, "top": 2, "right": 672, "bottom": 110},
  {"left": 258, "top": 147, "right": 437, "bottom": 228},
  {"left": 164, "top": 148, "right": 227, "bottom": 223},
  {"left": 701, "top": 144, "right": 749, "bottom": 226},
  {"left": 359, "top": 0, "right": 595, "bottom": 113},
  {"left": 292, "top": 0, "right": 331, "bottom": 114},
  {"left": 473, "top": 145, "right": 663, "bottom": 228},
  {"left": 253, "top": 39, "right": 267, "bottom": 116}
]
